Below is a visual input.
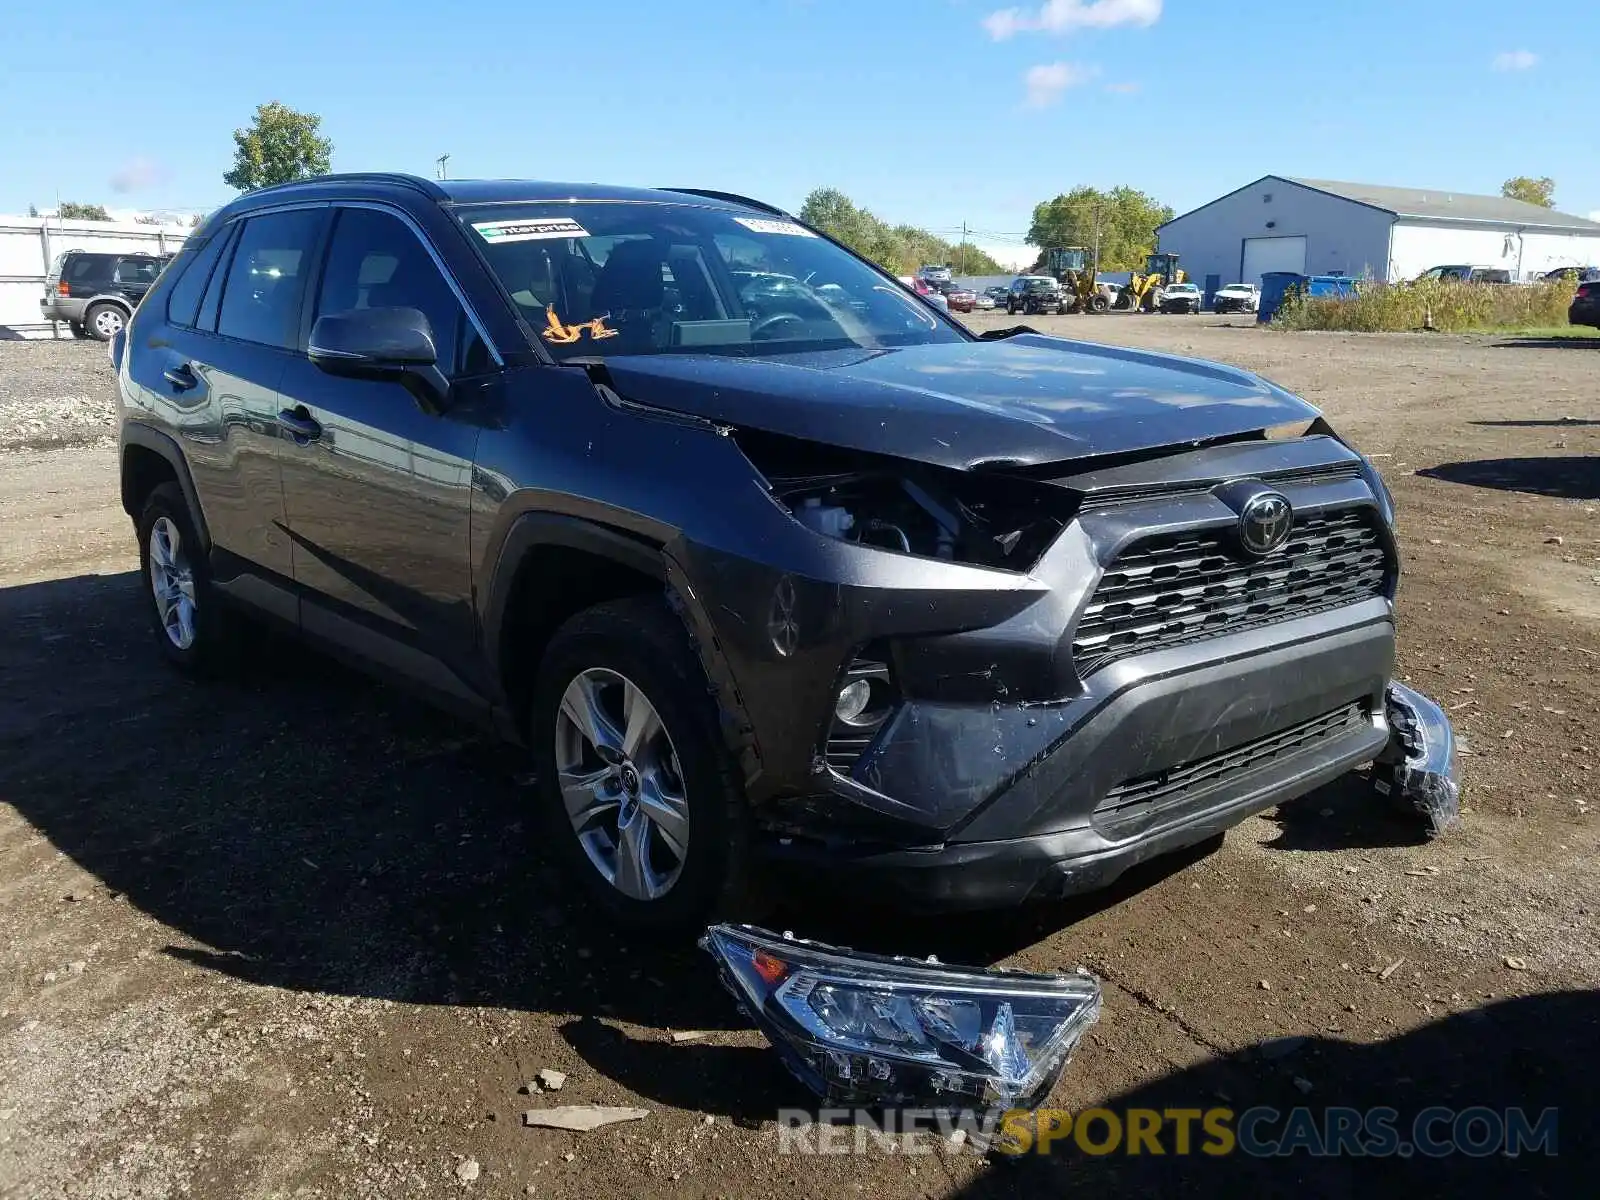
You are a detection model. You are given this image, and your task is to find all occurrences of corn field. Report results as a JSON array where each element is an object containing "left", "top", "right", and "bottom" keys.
[{"left": 1273, "top": 278, "right": 1577, "bottom": 333}]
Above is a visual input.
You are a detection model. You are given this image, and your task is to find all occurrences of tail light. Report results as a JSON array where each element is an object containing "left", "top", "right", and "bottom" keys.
[
  {"left": 1578, "top": 282, "right": 1595, "bottom": 299},
  {"left": 57, "top": 280, "right": 70, "bottom": 295}
]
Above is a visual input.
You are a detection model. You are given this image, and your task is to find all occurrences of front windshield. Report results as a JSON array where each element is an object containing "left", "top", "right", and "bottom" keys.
[{"left": 457, "top": 201, "right": 965, "bottom": 360}]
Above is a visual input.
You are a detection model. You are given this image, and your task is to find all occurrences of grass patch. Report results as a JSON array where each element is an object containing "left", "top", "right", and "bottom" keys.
[{"left": 1274, "top": 278, "right": 1578, "bottom": 333}]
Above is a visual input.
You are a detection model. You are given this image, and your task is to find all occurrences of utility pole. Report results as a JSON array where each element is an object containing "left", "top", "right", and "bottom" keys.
[
  {"left": 1090, "top": 202, "right": 1102, "bottom": 283},
  {"left": 960, "top": 221, "right": 969, "bottom": 275},
  {"left": 436, "top": 154, "right": 450, "bottom": 181}
]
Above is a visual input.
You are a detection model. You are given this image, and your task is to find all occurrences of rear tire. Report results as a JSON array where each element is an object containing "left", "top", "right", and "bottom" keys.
[
  {"left": 85, "top": 302, "right": 126, "bottom": 342},
  {"left": 530, "top": 596, "right": 752, "bottom": 934},
  {"left": 136, "top": 483, "right": 237, "bottom": 675}
]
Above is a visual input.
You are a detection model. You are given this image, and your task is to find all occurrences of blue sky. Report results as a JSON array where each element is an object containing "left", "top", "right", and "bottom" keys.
[{"left": 2, "top": 0, "right": 1593, "bottom": 266}]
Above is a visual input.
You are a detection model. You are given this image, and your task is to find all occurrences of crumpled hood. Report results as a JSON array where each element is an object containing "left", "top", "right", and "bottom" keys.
[{"left": 599, "top": 334, "right": 1320, "bottom": 470}]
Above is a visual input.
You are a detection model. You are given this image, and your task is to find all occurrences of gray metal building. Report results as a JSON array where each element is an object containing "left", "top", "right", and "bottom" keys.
[{"left": 1156, "top": 176, "right": 1600, "bottom": 292}]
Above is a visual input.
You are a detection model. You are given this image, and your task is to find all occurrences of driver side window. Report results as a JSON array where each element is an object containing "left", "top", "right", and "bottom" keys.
[{"left": 317, "top": 207, "right": 481, "bottom": 376}]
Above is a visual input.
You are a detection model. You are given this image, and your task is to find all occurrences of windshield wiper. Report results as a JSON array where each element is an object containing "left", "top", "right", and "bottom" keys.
[{"left": 978, "top": 324, "right": 1039, "bottom": 340}]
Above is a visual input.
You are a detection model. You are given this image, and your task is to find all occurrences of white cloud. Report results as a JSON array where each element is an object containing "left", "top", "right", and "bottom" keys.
[
  {"left": 1024, "top": 61, "right": 1097, "bottom": 107},
  {"left": 109, "top": 157, "right": 168, "bottom": 193},
  {"left": 1491, "top": 49, "right": 1539, "bottom": 71},
  {"left": 1103, "top": 80, "right": 1142, "bottom": 94},
  {"left": 1590, "top": 211, "right": 1600, "bottom": 222},
  {"left": 985, "top": 0, "right": 1161, "bottom": 40}
]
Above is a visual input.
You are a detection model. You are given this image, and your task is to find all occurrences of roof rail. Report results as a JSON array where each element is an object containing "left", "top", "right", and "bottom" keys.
[
  {"left": 660, "top": 188, "right": 791, "bottom": 218},
  {"left": 242, "top": 172, "right": 448, "bottom": 201}
]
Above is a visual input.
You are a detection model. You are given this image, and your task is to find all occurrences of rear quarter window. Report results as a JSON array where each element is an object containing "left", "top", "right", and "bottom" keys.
[{"left": 165, "top": 233, "right": 233, "bottom": 328}]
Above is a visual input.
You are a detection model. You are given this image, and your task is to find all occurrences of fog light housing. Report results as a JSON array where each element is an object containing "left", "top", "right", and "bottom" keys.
[
  {"left": 835, "top": 679, "right": 873, "bottom": 723},
  {"left": 701, "top": 925, "right": 1102, "bottom": 1110}
]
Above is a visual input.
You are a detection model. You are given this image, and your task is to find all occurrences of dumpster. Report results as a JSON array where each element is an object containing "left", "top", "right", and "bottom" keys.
[{"left": 1257, "top": 271, "right": 1306, "bottom": 323}]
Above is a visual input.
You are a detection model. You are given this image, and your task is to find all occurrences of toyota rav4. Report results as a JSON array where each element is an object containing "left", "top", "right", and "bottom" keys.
[{"left": 113, "top": 174, "right": 1457, "bottom": 930}]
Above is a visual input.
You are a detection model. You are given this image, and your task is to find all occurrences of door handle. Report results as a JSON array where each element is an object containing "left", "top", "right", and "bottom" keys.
[
  {"left": 276, "top": 408, "right": 322, "bottom": 442},
  {"left": 163, "top": 363, "right": 198, "bottom": 391}
]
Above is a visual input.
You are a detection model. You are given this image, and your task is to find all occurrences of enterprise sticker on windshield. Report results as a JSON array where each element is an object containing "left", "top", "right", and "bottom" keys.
[
  {"left": 472, "top": 217, "right": 590, "bottom": 244},
  {"left": 734, "top": 217, "right": 817, "bottom": 238}
]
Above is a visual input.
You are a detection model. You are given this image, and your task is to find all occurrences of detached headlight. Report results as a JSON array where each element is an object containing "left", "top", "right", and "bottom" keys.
[{"left": 701, "top": 925, "right": 1102, "bottom": 1110}]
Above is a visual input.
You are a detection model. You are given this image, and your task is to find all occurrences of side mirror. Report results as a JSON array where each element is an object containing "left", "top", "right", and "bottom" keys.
[{"left": 308, "top": 306, "right": 449, "bottom": 410}]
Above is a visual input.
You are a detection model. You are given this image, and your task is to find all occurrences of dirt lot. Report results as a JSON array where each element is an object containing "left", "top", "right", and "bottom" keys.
[{"left": 1, "top": 319, "right": 1596, "bottom": 1198}]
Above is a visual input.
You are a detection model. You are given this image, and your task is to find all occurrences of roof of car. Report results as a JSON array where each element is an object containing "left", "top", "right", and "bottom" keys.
[{"left": 217, "top": 173, "right": 788, "bottom": 219}]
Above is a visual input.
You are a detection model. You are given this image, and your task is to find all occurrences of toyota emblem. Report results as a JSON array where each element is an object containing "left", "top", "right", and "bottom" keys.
[{"left": 1237, "top": 491, "right": 1293, "bottom": 556}]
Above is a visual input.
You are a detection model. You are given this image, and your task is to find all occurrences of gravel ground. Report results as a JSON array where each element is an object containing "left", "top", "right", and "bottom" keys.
[
  {"left": 0, "top": 324, "right": 1596, "bottom": 1198},
  {"left": 0, "top": 340, "right": 119, "bottom": 453}
]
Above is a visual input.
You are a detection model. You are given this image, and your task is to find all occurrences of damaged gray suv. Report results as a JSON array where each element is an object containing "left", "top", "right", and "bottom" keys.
[{"left": 113, "top": 174, "right": 1457, "bottom": 931}]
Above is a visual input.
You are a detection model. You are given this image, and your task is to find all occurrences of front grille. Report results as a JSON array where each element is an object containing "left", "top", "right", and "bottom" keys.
[
  {"left": 1073, "top": 507, "right": 1389, "bottom": 675},
  {"left": 825, "top": 732, "right": 877, "bottom": 773},
  {"left": 1096, "top": 702, "right": 1368, "bottom": 831}
]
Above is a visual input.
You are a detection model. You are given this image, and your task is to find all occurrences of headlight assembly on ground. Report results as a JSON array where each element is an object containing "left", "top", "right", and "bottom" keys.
[{"left": 701, "top": 925, "right": 1102, "bottom": 1110}]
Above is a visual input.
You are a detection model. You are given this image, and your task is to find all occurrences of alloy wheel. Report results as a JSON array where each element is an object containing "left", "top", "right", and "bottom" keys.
[
  {"left": 93, "top": 307, "right": 125, "bottom": 338},
  {"left": 554, "top": 668, "right": 691, "bottom": 901},
  {"left": 148, "top": 516, "right": 197, "bottom": 649}
]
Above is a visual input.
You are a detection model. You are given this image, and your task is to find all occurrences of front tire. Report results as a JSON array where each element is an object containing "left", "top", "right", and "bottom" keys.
[
  {"left": 136, "top": 483, "right": 236, "bottom": 674},
  {"left": 530, "top": 597, "right": 750, "bottom": 933}
]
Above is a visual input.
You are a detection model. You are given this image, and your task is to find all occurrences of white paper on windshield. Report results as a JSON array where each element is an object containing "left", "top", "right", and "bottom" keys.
[
  {"left": 472, "top": 218, "right": 589, "bottom": 244},
  {"left": 734, "top": 217, "right": 817, "bottom": 238}
]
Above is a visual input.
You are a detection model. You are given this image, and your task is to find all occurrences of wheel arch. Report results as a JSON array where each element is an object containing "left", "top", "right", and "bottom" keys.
[
  {"left": 120, "top": 424, "right": 211, "bottom": 554},
  {"left": 485, "top": 513, "right": 669, "bottom": 729}
]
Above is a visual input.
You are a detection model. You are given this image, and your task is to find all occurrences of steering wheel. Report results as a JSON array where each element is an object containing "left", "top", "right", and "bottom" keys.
[{"left": 750, "top": 312, "right": 807, "bottom": 339}]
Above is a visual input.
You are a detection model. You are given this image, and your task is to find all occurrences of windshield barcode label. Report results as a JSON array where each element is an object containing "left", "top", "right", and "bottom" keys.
[{"left": 735, "top": 218, "right": 817, "bottom": 238}]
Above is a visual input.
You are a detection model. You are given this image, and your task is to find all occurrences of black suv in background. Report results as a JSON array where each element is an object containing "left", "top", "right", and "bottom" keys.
[
  {"left": 43, "top": 250, "right": 171, "bottom": 340},
  {"left": 113, "top": 173, "right": 1454, "bottom": 930}
]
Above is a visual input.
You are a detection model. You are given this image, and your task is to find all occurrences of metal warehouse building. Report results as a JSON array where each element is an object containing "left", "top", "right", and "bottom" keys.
[{"left": 1156, "top": 175, "right": 1600, "bottom": 291}]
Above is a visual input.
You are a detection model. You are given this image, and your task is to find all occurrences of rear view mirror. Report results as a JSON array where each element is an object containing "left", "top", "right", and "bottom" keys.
[{"left": 309, "top": 306, "right": 448, "bottom": 410}]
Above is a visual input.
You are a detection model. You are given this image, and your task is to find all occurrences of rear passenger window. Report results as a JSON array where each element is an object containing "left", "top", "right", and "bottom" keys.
[
  {"left": 114, "top": 258, "right": 161, "bottom": 284},
  {"left": 216, "top": 209, "right": 326, "bottom": 349},
  {"left": 165, "top": 234, "right": 232, "bottom": 328},
  {"left": 315, "top": 207, "right": 468, "bottom": 375}
]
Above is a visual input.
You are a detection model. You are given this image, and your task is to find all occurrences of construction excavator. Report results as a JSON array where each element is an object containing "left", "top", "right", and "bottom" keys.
[
  {"left": 1114, "top": 251, "right": 1186, "bottom": 312},
  {"left": 1044, "top": 246, "right": 1113, "bottom": 314}
]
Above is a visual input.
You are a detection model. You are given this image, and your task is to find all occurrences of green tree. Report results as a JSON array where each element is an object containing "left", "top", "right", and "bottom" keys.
[
  {"left": 1501, "top": 176, "right": 1555, "bottom": 208},
  {"left": 798, "top": 188, "right": 1005, "bottom": 276},
  {"left": 223, "top": 101, "right": 333, "bottom": 192},
  {"left": 57, "top": 201, "right": 111, "bottom": 220},
  {"left": 1026, "top": 185, "right": 1174, "bottom": 272}
]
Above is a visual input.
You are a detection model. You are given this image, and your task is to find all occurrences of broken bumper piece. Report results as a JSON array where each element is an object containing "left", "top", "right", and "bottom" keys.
[
  {"left": 1378, "top": 682, "right": 1462, "bottom": 837},
  {"left": 700, "top": 924, "right": 1101, "bottom": 1111}
]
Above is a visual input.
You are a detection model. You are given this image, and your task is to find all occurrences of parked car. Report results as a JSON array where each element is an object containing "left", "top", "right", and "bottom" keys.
[
  {"left": 973, "top": 290, "right": 996, "bottom": 311},
  {"left": 1158, "top": 282, "right": 1202, "bottom": 314},
  {"left": 984, "top": 285, "right": 1010, "bottom": 306},
  {"left": 1570, "top": 280, "right": 1600, "bottom": 328},
  {"left": 1539, "top": 266, "right": 1600, "bottom": 284},
  {"left": 944, "top": 284, "right": 977, "bottom": 313},
  {"left": 1006, "top": 275, "right": 1063, "bottom": 315},
  {"left": 1413, "top": 265, "right": 1511, "bottom": 284},
  {"left": 917, "top": 264, "right": 952, "bottom": 286},
  {"left": 899, "top": 275, "right": 948, "bottom": 312},
  {"left": 41, "top": 250, "right": 171, "bottom": 340},
  {"left": 115, "top": 172, "right": 1452, "bottom": 930},
  {"left": 1212, "top": 282, "right": 1260, "bottom": 314}
]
